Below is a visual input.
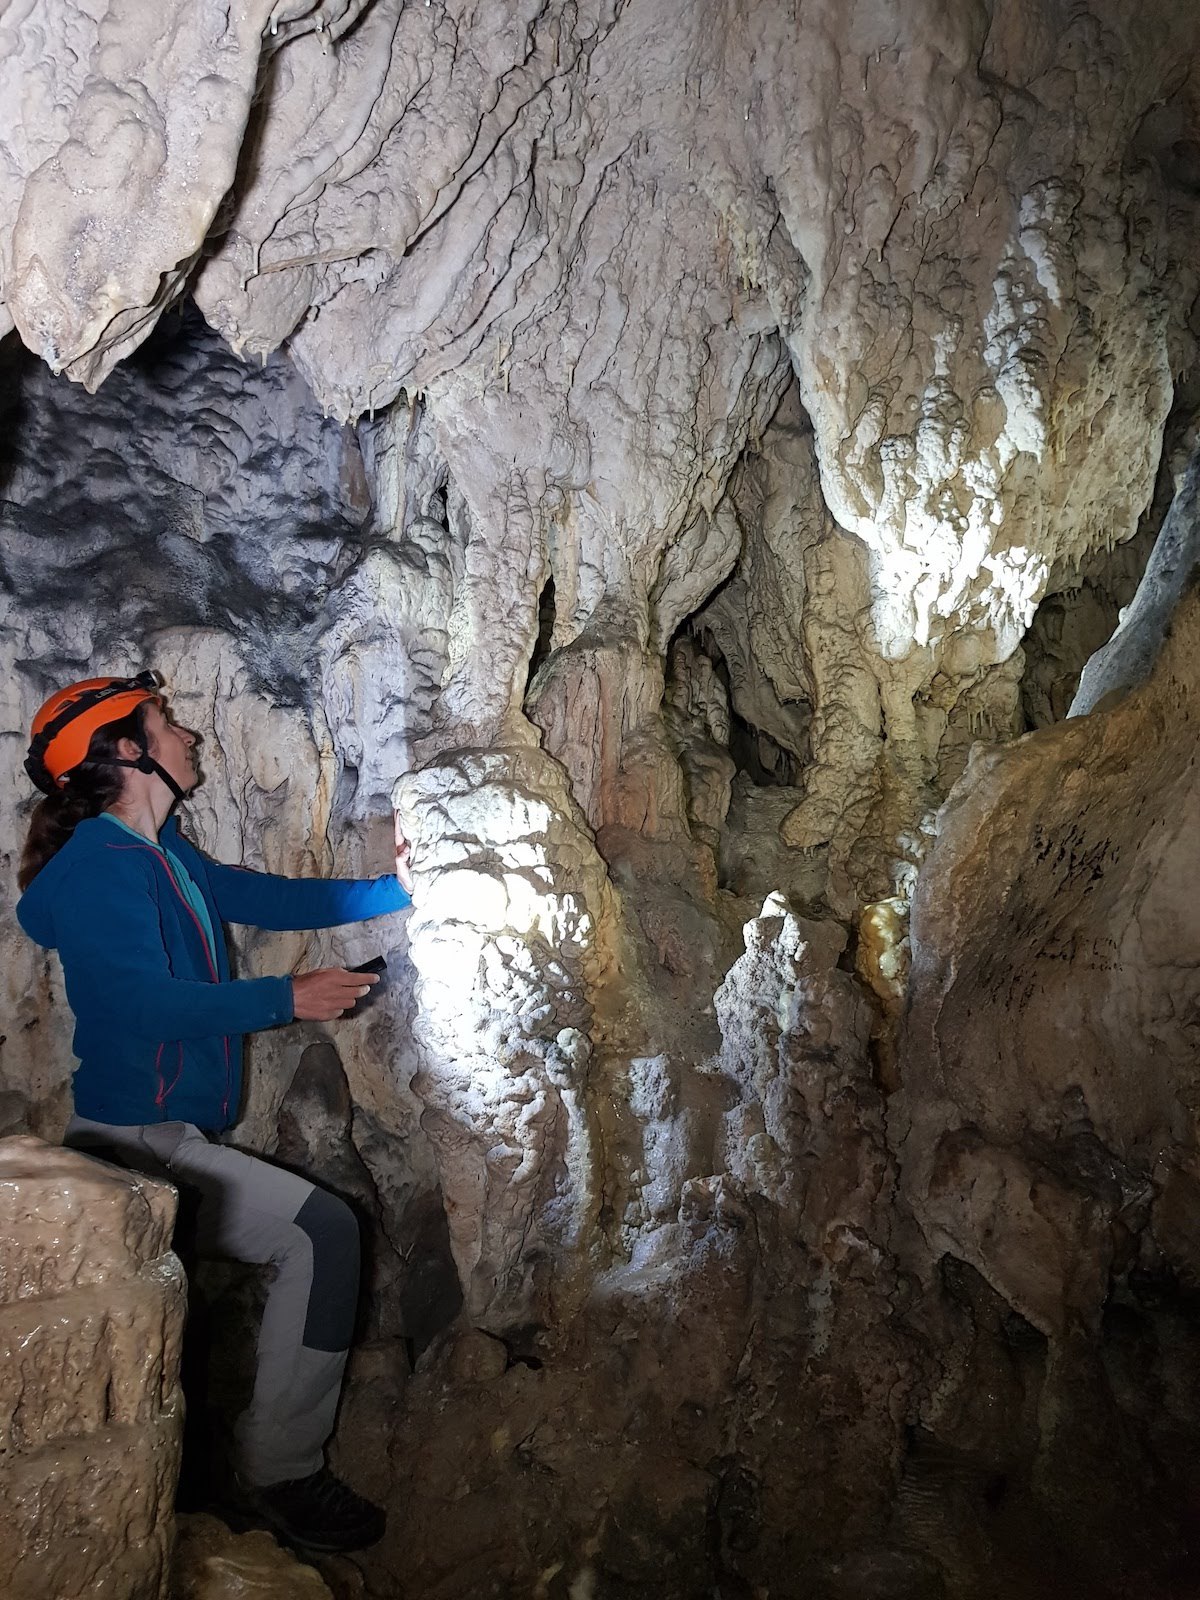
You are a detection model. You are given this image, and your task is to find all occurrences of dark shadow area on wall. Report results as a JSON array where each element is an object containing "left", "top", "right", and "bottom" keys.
[
  {"left": 0, "top": 300, "right": 374, "bottom": 707},
  {"left": 1017, "top": 390, "right": 1200, "bottom": 731},
  {"left": 688, "top": 617, "right": 806, "bottom": 787},
  {"left": 525, "top": 574, "right": 557, "bottom": 693},
  {"left": 0, "top": 332, "right": 31, "bottom": 505}
]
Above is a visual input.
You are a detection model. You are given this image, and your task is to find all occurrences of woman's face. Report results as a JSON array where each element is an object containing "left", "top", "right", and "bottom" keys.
[{"left": 144, "top": 700, "right": 200, "bottom": 794}]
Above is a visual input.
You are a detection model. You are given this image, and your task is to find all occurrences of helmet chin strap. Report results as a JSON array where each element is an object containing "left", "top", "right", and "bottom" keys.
[{"left": 111, "top": 749, "right": 189, "bottom": 805}]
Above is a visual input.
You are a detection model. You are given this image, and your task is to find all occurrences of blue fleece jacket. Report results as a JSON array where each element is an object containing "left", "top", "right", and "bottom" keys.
[{"left": 16, "top": 814, "right": 410, "bottom": 1131}]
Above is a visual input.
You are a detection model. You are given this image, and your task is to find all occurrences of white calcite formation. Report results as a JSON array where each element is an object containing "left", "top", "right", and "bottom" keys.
[{"left": 2, "top": 2, "right": 1200, "bottom": 1596}]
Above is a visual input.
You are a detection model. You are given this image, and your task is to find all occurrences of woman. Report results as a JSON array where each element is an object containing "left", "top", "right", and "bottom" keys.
[{"left": 16, "top": 670, "right": 413, "bottom": 1554}]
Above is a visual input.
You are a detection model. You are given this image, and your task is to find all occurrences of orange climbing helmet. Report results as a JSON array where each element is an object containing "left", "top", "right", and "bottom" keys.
[{"left": 25, "top": 671, "right": 161, "bottom": 795}]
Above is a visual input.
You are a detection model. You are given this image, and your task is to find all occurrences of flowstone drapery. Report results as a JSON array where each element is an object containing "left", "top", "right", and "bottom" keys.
[{"left": 4, "top": 0, "right": 1198, "bottom": 902}]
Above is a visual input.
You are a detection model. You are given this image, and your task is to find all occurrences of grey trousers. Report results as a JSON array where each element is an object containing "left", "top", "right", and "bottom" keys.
[{"left": 66, "top": 1116, "right": 359, "bottom": 1487}]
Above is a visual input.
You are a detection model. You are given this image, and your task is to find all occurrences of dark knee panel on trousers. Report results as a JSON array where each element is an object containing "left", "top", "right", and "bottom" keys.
[{"left": 294, "top": 1188, "right": 361, "bottom": 1352}]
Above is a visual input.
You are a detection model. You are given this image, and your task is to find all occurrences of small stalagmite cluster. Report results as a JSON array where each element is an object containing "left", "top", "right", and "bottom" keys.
[{"left": 2, "top": 1, "right": 1200, "bottom": 1596}]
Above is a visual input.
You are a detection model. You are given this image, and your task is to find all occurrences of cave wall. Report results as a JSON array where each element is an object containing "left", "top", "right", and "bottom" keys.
[
  {"left": 0, "top": 314, "right": 445, "bottom": 1346},
  {"left": 900, "top": 468, "right": 1200, "bottom": 1340},
  {"left": 2, "top": 2, "right": 1200, "bottom": 1596},
  {"left": 3, "top": 0, "right": 1199, "bottom": 907}
]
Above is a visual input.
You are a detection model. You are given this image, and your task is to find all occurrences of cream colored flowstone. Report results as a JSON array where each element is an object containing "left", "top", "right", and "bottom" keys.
[{"left": 0, "top": 1136, "right": 185, "bottom": 1600}]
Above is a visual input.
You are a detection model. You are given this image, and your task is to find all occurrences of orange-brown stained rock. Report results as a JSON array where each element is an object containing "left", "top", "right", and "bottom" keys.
[{"left": 0, "top": 1136, "right": 185, "bottom": 1600}]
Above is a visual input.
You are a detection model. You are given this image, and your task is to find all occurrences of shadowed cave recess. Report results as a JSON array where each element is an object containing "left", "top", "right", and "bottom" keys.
[{"left": 3, "top": 1, "right": 1200, "bottom": 1596}]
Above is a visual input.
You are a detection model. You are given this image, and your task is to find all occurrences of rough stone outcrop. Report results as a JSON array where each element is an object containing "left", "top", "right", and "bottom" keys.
[
  {"left": 365, "top": 894, "right": 915, "bottom": 1598},
  {"left": 899, "top": 464, "right": 1200, "bottom": 1337},
  {"left": 873, "top": 459, "right": 1200, "bottom": 1592},
  {"left": 172, "top": 1515, "right": 334, "bottom": 1600},
  {"left": 395, "top": 743, "right": 616, "bottom": 1327},
  {"left": 0, "top": 1136, "right": 184, "bottom": 1600}
]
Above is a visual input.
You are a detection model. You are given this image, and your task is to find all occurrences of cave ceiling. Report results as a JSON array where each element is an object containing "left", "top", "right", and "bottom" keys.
[{"left": 4, "top": 5, "right": 1198, "bottom": 847}]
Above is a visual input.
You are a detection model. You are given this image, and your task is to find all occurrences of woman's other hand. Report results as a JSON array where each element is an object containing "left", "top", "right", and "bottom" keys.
[
  {"left": 394, "top": 814, "right": 415, "bottom": 896},
  {"left": 292, "top": 967, "right": 378, "bottom": 1021}
]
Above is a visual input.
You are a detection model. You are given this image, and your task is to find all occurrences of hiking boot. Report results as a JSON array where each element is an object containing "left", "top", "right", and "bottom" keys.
[{"left": 241, "top": 1467, "right": 386, "bottom": 1553}]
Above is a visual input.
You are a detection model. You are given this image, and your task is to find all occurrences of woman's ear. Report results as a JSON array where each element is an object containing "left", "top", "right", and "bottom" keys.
[{"left": 114, "top": 735, "right": 142, "bottom": 762}]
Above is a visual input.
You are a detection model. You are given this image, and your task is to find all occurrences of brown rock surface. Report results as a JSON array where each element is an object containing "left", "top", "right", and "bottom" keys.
[{"left": 899, "top": 484, "right": 1200, "bottom": 1331}]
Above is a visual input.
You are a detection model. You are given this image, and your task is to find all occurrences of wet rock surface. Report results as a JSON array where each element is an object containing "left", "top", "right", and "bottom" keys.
[{"left": 172, "top": 1514, "right": 337, "bottom": 1600}]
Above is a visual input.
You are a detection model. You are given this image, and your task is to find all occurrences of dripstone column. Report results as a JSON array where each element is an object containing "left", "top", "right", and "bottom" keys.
[{"left": 0, "top": 1135, "right": 185, "bottom": 1600}]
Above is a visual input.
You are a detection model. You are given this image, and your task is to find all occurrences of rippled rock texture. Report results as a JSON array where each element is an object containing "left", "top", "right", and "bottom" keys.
[{"left": 3, "top": 1, "right": 1200, "bottom": 1596}]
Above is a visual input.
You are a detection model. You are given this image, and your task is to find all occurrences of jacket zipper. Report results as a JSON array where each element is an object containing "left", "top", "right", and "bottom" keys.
[
  {"left": 155, "top": 1041, "right": 184, "bottom": 1109},
  {"left": 105, "top": 841, "right": 230, "bottom": 1118}
]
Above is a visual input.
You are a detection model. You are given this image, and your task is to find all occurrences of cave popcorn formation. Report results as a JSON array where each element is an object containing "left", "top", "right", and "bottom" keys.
[{"left": 1, "top": 0, "right": 1200, "bottom": 1596}]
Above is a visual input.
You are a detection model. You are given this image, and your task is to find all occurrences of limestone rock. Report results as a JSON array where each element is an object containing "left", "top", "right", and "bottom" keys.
[
  {"left": 2, "top": 4, "right": 1200, "bottom": 1594},
  {"left": 172, "top": 1514, "right": 334, "bottom": 1600},
  {"left": 714, "top": 893, "right": 888, "bottom": 1249},
  {"left": 1070, "top": 445, "right": 1200, "bottom": 716},
  {"left": 3, "top": 1, "right": 1198, "bottom": 899},
  {"left": 394, "top": 743, "right": 617, "bottom": 1328},
  {"left": 0, "top": 1137, "right": 184, "bottom": 1600},
  {"left": 899, "top": 477, "right": 1200, "bottom": 1332}
]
